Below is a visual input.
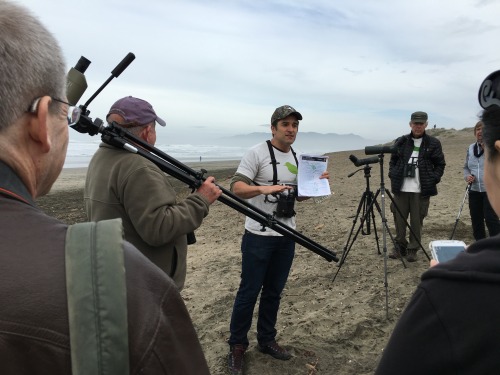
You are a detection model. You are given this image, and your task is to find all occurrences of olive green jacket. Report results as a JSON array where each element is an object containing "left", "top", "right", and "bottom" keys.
[{"left": 84, "top": 143, "right": 210, "bottom": 290}]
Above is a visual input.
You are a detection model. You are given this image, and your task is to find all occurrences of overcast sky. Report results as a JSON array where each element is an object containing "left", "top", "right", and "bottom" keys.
[{"left": 13, "top": 0, "right": 500, "bottom": 145}]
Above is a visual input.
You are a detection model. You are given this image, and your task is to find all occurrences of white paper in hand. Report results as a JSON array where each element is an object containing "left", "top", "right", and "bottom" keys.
[{"left": 297, "top": 154, "right": 331, "bottom": 197}]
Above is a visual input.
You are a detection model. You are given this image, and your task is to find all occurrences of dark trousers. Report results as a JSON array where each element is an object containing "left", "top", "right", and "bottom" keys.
[
  {"left": 391, "top": 192, "right": 430, "bottom": 250},
  {"left": 469, "top": 190, "right": 500, "bottom": 240},
  {"left": 229, "top": 231, "right": 295, "bottom": 347}
]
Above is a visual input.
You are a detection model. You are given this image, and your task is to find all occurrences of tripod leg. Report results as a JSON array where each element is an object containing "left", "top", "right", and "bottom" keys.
[
  {"left": 372, "top": 197, "right": 407, "bottom": 268},
  {"left": 337, "top": 192, "right": 368, "bottom": 266},
  {"left": 368, "top": 191, "right": 381, "bottom": 255},
  {"left": 361, "top": 190, "right": 382, "bottom": 254},
  {"left": 333, "top": 191, "right": 377, "bottom": 282},
  {"left": 386, "top": 190, "right": 431, "bottom": 261}
]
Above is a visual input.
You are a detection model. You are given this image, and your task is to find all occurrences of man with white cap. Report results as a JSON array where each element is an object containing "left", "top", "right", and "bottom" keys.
[{"left": 84, "top": 96, "right": 222, "bottom": 290}]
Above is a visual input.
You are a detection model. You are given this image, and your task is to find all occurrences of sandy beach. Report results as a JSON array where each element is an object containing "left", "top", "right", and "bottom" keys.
[{"left": 37, "top": 128, "right": 476, "bottom": 375}]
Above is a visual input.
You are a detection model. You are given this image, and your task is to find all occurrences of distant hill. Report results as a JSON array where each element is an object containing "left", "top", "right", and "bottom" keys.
[
  {"left": 208, "top": 127, "right": 474, "bottom": 155},
  {"left": 364, "top": 127, "right": 474, "bottom": 147},
  {"left": 214, "top": 132, "right": 383, "bottom": 154},
  {"left": 426, "top": 127, "right": 473, "bottom": 142}
]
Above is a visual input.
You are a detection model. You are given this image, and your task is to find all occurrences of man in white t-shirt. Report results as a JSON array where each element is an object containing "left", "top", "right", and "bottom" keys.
[
  {"left": 388, "top": 111, "right": 446, "bottom": 262},
  {"left": 226, "top": 105, "right": 328, "bottom": 375}
]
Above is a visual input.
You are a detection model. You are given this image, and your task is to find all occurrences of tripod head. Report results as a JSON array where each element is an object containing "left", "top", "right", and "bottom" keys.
[
  {"left": 363, "top": 151, "right": 387, "bottom": 187},
  {"left": 347, "top": 163, "right": 372, "bottom": 178}
]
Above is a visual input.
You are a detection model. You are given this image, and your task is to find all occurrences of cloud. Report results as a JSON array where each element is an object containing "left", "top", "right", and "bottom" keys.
[{"left": 14, "top": 0, "right": 500, "bottom": 144}]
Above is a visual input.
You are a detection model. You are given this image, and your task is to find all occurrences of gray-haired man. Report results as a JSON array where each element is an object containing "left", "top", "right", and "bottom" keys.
[
  {"left": 0, "top": 2, "right": 210, "bottom": 372},
  {"left": 388, "top": 111, "right": 446, "bottom": 262}
]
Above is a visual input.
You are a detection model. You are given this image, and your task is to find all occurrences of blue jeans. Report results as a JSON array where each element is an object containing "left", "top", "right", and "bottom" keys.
[{"left": 229, "top": 231, "right": 295, "bottom": 347}]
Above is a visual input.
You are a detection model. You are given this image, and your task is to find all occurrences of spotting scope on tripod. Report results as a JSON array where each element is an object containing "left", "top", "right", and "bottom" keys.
[
  {"left": 333, "top": 152, "right": 402, "bottom": 279},
  {"left": 333, "top": 144, "right": 431, "bottom": 318}
]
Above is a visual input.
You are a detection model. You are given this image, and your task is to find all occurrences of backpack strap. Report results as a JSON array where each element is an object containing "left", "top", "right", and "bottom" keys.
[{"left": 65, "top": 218, "right": 129, "bottom": 375}]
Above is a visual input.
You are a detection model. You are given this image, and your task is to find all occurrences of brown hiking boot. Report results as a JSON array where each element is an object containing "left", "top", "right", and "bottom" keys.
[
  {"left": 406, "top": 249, "right": 418, "bottom": 262},
  {"left": 389, "top": 244, "right": 406, "bottom": 259},
  {"left": 389, "top": 248, "right": 401, "bottom": 259},
  {"left": 257, "top": 341, "right": 292, "bottom": 360},
  {"left": 228, "top": 344, "right": 246, "bottom": 375}
]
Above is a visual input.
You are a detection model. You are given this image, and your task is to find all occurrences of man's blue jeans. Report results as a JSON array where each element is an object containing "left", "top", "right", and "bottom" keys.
[{"left": 229, "top": 231, "right": 295, "bottom": 347}]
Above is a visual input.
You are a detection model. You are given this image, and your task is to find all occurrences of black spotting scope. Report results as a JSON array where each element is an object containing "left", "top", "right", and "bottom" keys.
[{"left": 364, "top": 145, "right": 397, "bottom": 155}]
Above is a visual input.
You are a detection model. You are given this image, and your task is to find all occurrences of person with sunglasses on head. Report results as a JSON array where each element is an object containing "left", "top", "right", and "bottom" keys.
[
  {"left": 0, "top": 1, "right": 210, "bottom": 373},
  {"left": 84, "top": 96, "right": 222, "bottom": 291},
  {"left": 388, "top": 111, "right": 446, "bottom": 262},
  {"left": 226, "top": 105, "right": 329, "bottom": 375},
  {"left": 463, "top": 120, "right": 500, "bottom": 241},
  {"left": 375, "top": 70, "right": 500, "bottom": 375}
]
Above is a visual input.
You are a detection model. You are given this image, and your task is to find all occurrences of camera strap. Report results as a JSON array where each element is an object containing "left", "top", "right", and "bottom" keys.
[
  {"left": 265, "top": 140, "right": 298, "bottom": 185},
  {"left": 250, "top": 141, "right": 298, "bottom": 188}
]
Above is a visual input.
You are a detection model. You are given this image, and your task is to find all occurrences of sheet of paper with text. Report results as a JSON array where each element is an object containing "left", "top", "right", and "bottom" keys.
[{"left": 297, "top": 154, "right": 331, "bottom": 197}]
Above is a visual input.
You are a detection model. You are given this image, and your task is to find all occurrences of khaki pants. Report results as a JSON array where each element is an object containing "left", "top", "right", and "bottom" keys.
[{"left": 390, "top": 192, "right": 430, "bottom": 250}]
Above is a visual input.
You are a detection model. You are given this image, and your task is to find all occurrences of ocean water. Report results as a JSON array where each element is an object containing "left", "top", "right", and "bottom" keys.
[
  {"left": 63, "top": 137, "right": 343, "bottom": 169},
  {"left": 63, "top": 139, "right": 249, "bottom": 169}
]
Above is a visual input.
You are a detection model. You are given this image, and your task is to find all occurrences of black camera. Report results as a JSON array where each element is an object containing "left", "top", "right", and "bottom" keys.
[{"left": 274, "top": 185, "right": 297, "bottom": 218}]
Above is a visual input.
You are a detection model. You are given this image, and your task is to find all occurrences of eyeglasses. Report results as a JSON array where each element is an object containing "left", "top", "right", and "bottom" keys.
[
  {"left": 479, "top": 70, "right": 500, "bottom": 109},
  {"left": 51, "top": 98, "right": 82, "bottom": 126},
  {"left": 28, "top": 96, "right": 82, "bottom": 126}
]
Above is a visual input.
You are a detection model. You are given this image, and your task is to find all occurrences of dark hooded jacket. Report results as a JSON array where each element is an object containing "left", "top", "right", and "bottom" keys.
[
  {"left": 388, "top": 132, "right": 445, "bottom": 197},
  {"left": 375, "top": 235, "right": 500, "bottom": 374}
]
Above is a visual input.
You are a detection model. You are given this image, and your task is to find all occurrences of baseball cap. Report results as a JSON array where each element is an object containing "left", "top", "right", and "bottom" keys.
[
  {"left": 106, "top": 96, "right": 166, "bottom": 127},
  {"left": 410, "top": 111, "right": 428, "bottom": 123},
  {"left": 271, "top": 105, "right": 303, "bottom": 125}
]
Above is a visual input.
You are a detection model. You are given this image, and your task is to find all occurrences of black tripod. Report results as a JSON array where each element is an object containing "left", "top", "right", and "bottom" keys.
[
  {"left": 333, "top": 159, "right": 405, "bottom": 282},
  {"left": 333, "top": 153, "right": 431, "bottom": 318}
]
